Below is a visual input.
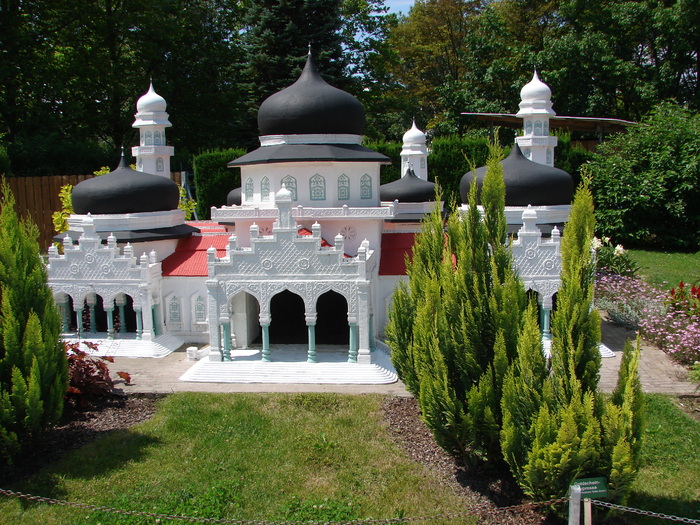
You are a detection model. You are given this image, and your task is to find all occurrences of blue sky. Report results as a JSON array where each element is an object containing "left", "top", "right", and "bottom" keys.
[{"left": 384, "top": 0, "right": 414, "bottom": 16}]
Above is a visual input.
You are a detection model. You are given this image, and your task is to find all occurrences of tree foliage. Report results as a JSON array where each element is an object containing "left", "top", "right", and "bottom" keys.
[
  {"left": 0, "top": 182, "right": 68, "bottom": 465},
  {"left": 589, "top": 100, "right": 700, "bottom": 250}
]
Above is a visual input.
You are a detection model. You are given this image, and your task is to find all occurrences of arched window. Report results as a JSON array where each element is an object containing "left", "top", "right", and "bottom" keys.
[
  {"left": 145, "top": 131, "right": 153, "bottom": 145},
  {"left": 543, "top": 121, "right": 549, "bottom": 135},
  {"left": 245, "top": 177, "right": 254, "bottom": 201},
  {"left": 156, "top": 157, "right": 164, "bottom": 171},
  {"left": 337, "top": 174, "right": 350, "bottom": 200},
  {"left": 525, "top": 120, "right": 533, "bottom": 135},
  {"left": 546, "top": 148, "right": 552, "bottom": 165},
  {"left": 169, "top": 296, "right": 181, "bottom": 322},
  {"left": 194, "top": 296, "right": 206, "bottom": 322},
  {"left": 534, "top": 120, "right": 543, "bottom": 135},
  {"left": 523, "top": 147, "right": 531, "bottom": 159},
  {"left": 261, "top": 177, "right": 270, "bottom": 201},
  {"left": 154, "top": 131, "right": 162, "bottom": 145},
  {"left": 360, "top": 174, "right": 372, "bottom": 199},
  {"left": 281, "top": 175, "right": 297, "bottom": 201},
  {"left": 310, "top": 174, "right": 325, "bottom": 200}
]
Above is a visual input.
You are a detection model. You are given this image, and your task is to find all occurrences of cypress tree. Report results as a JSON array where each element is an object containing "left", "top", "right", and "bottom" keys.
[{"left": 0, "top": 182, "right": 67, "bottom": 464}]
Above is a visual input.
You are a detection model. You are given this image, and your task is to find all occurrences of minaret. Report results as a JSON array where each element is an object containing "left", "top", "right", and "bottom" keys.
[
  {"left": 400, "top": 120, "right": 428, "bottom": 181},
  {"left": 131, "top": 82, "right": 174, "bottom": 177},
  {"left": 515, "top": 71, "right": 557, "bottom": 167}
]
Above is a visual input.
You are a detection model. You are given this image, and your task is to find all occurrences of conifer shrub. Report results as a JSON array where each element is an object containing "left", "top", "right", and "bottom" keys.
[
  {"left": 192, "top": 148, "right": 246, "bottom": 219},
  {"left": 0, "top": 182, "right": 68, "bottom": 465}
]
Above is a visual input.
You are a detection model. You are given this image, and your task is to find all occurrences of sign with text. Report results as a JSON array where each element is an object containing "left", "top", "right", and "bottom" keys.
[{"left": 572, "top": 477, "right": 609, "bottom": 499}]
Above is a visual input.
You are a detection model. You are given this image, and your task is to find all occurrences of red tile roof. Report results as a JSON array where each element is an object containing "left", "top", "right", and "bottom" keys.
[
  {"left": 162, "top": 234, "right": 229, "bottom": 277},
  {"left": 379, "top": 233, "right": 416, "bottom": 275}
]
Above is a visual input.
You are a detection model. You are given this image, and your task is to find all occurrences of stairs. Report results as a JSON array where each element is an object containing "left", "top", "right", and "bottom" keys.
[{"left": 62, "top": 333, "right": 184, "bottom": 358}]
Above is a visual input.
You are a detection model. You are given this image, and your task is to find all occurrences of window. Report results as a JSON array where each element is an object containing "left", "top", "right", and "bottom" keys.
[
  {"left": 281, "top": 175, "right": 297, "bottom": 201},
  {"left": 194, "top": 296, "right": 206, "bottom": 322},
  {"left": 154, "top": 131, "right": 162, "bottom": 145},
  {"left": 261, "top": 177, "right": 270, "bottom": 201},
  {"left": 156, "top": 157, "right": 164, "bottom": 171},
  {"left": 337, "top": 174, "right": 350, "bottom": 200},
  {"left": 543, "top": 121, "right": 549, "bottom": 135},
  {"left": 145, "top": 131, "right": 153, "bottom": 145},
  {"left": 310, "top": 174, "right": 325, "bottom": 200},
  {"left": 534, "top": 120, "right": 543, "bottom": 135},
  {"left": 546, "top": 148, "right": 552, "bottom": 165},
  {"left": 360, "top": 174, "right": 372, "bottom": 199},
  {"left": 245, "top": 177, "right": 254, "bottom": 201},
  {"left": 169, "top": 296, "right": 181, "bottom": 322},
  {"left": 525, "top": 120, "right": 533, "bottom": 135}
]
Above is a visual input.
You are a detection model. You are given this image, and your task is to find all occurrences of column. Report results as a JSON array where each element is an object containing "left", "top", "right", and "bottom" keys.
[
  {"left": 356, "top": 282, "right": 371, "bottom": 363},
  {"left": 369, "top": 313, "right": 375, "bottom": 351},
  {"left": 88, "top": 301, "right": 97, "bottom": 334},
  {"left": 135, "top": 308, "right": 143, "bottom": 340},
  {"left": 75, "top": 305, "right": 84, "bottom": 335},
  {"left": 261, "top": 323, "right": 271, "bottom": 362},
  {"left": 118, "top": 304, "right": 127, "bottom": 333},
  {"left": 106, "top": 308, "right": 115, "bottom": 340},
  {"left": 540, "top": 304, "right": 552, "bottom": 341},
  {"left": 60, "top": 300, "right": 71, "bottom": 332},
  {"left": 206, "top": 280, "right": 222, "bottom": 361},
  {"left": 348, "top": 322, "right": 358, "bottom": 363},
  {"left": 221, "top": 319, "right": 232, "bottom": 361},
  {"left": 306, "top": 315, "right": 317, "bottom": 363}
]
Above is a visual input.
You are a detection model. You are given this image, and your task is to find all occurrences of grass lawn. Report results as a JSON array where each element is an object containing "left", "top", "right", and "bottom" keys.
[
  {"left": 628, "top": 249, "right": 700, "bottom": 288},
  {"left": 1, "top": 393, "right": 698, "bottom": 524},
  {"left": 0, "top": 393, "right": 476, "bottom": 525}
]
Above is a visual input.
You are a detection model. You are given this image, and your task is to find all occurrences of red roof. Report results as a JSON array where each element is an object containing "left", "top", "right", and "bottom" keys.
[
  {"left": 298, "top": 227, "right": 333, "bottom": 248},
  {"left": 162, "top": 234, "right": 229, "bottom": 277},
  {"left": 379, "top": 233, "right": 416, "bottom": 275}
]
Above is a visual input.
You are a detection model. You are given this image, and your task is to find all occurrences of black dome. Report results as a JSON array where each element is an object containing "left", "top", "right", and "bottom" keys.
[
  {"left": 460, "top": 144, "right": 573, "bottom": 206},
  {"left": 72, "top": 156, "right": 180, "bottom": 214},
  {"left": 227, "top": 187, "right": 242, "bottom": 206},
  {"left": 380, "top": 169, "right": 436, "bottom": 202},
  {"left": 257, "top": 53, "right": 365, "bottom": 136}
]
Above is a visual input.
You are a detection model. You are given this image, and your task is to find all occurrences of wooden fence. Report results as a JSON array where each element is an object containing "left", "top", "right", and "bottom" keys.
[{"left": 5, "top": 173, "right": 183, "bottom": 252}]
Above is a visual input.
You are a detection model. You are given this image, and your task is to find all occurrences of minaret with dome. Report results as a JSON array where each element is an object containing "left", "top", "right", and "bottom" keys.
[
  {"left": 516, "top": 71, "right": 558, "bottom": 167},
  {"left": 400, "top": 120, "right": 428, "bottom": 180},
  {"left": 131, "top": 82, "right": 174, "bottom": 177}
]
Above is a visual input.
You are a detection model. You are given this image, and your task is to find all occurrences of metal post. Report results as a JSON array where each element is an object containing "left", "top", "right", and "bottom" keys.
[{"left": 569, "top": 484, "right": 582, "bottom": 525}]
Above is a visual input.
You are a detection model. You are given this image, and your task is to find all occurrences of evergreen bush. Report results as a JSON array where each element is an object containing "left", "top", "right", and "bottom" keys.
[
  {"left": 0, "top": 145, "right": 10, "bottom": 176},
  {"left": 193, "top": 148, "right": 246, "bottom": 219},
  {"left": 0, "top": 182, "right": 68, "bottom": 465}
]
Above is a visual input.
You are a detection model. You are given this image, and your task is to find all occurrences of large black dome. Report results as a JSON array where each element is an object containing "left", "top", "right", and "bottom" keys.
[
  {"left": 380, "top": 169, "right": 436, "bottom": 202},
  {"left": 257, "top": 53, "right": 365, "bottom": 136},
  {"left": 460, "top": 144, "right": 573, "bottom": 206},
  {"left": 72, "top": 156, "right": 180, "bottom": 214}
]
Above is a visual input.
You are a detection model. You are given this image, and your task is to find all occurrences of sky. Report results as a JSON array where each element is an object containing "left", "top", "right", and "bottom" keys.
[{"left": 384, "top": 0, "right": 414, "bottom": 16}]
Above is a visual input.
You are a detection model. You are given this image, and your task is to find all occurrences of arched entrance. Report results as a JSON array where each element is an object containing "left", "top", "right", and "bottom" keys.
[
  {"left": 269, "top": 290, "right": 306, "bottom": 344},
  {"left": 229, "top": 291, "right": 261, "bottom": 348},
  {"left": 316, "top": 291, "right": 349, "bottom": 345}
]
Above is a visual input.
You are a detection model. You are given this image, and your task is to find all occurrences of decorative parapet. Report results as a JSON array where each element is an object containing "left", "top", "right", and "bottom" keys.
[
  {"left": 212, "top": 203, "right": 396, "bottom": 222},
  {"left": 511, "top": 206, "right": 562, "bottom": 307}
]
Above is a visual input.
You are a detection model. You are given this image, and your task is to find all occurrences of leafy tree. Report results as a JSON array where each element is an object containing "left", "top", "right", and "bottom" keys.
[
  {"left": 0, "top": 182, "right": 68, "bottom": 465},
  {"left": 589, "top": 100, "right": 700, "bottom": 250}
]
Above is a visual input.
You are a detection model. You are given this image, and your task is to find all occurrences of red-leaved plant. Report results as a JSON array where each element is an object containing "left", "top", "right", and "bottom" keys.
[{"left": 65, "top": 342, "right": 131, "bottom": 407}]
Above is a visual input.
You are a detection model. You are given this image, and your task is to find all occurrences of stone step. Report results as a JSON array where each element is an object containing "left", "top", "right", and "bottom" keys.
[{"left": 62, "top": 333, "right": 184, "bottom": 358}]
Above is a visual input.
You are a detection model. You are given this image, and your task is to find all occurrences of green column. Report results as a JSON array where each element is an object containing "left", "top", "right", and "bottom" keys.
[
  {"left": 540, "top": 306, "right": 552, "bottom": 340},
  {"left": 307, "top": 323, "right": 316, "bottom": 363},
  {"left": 75, "top": 307, "right": 84, "bottom": 335},
  {"left": 135, "top": 308, "right": 143, "bottom": 340},
  {"left": 89, "top": 304, "right": 97, "bottom": 333},
  {"left": 60, "top": 301, "right": 71, "bottom": 332},
  {"left": 261, "top": 323, "right": 271, "bottom": 362},
  {"left": 106, "top": 309, "right": 115, "bottom": 340},
  {"left": 348, "top": 323, "right": 358, "bottom": 363},
  {"left": 222, "top": 322, "right": 232, "bottom": 361},
  {"left": 118, "top": 304, "right": 127, "bottom": 333}
]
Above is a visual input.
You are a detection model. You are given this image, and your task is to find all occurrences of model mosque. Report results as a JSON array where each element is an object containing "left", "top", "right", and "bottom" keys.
[{"left": 46, "top": 55, "right": 574, "bottom": 380}]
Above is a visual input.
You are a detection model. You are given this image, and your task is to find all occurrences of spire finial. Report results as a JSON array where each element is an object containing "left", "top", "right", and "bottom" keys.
[{"left": 307, "top": 43, "right": 312, "bottom": 56}]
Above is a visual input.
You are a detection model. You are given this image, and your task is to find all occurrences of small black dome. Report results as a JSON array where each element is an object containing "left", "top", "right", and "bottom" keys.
[
  {"left": 460, "top": 144, "right": 573, "bottom": 206},
  {"left": 257, "top": 53, "right": 365, "bottom": 136},
  {"left": 72, "top": 156, "right": 180, "bottom": 214},
  {"left": 380, "top": 169, "right": 436, "bottom": 202},
  {"left": 227, "top": 187, "right": 241, "bottom": 206}
]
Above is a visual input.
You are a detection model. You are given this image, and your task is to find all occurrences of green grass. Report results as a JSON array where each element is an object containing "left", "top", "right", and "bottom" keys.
[
  {"left": 624, "top": 394, "right": 700, "bottom": 523},
  {"left": 628, "top": 249, "right": 700, "bottom": 288},
  {"left": 0, "top": 393, "right": 476, "bottom": 524}
]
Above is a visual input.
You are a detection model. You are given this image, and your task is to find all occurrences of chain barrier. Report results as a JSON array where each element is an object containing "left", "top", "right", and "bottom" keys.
[
  {"left": 591, "top": 500, "right": 700, "bottom": 524},
  {"left": 0, "top": 487, "right": 567, "bottom": 524}
]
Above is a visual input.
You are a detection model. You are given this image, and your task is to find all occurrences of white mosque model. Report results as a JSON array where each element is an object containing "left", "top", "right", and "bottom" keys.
[{"left": 46, "top": 56, "right": 573, "bottom": 381}]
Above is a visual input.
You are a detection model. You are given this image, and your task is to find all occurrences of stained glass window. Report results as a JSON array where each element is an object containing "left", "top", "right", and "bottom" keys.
[
  {"left": 360, "top": 174, "right": 372, "bottom": 199},
  {"left": 338, "top": 174, "right": 350, "bottom": 200},
  {"left": 310, "top": 174, "right": 325, "bottom": 200}
]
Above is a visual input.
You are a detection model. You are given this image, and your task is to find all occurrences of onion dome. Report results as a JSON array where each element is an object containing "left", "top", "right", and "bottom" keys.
[
  {"left": 227, "top": 187, "right": 242, "bottom": 206},
  {"left": 520, "top": 71, "right": 552, "bottom": 104},
  {"left": 136, "top": 82, "right": 167, "bottom": 113},
  {"left": 402, "top": 120, "right": 426, "bottom": 146},
  {"left": 257, "top": 53, "right": 365, "bottom": 136},
  {"left": 380, "top": 168, "right": 436, "bottom": 203},
  {"left": 72, "top": 155, "right": 180, "bottom": 214},
  {"left": 459, "top": 144, "right": 573, "bottom": 206}
]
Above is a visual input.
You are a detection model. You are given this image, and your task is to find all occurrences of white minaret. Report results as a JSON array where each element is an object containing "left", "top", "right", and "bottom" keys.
[
  {"left": 131, "top": 82, "right": 174, "bottom": 177},
  {"left": 400, "top": 120, "right": 428, "bottom": 180},
  {"left": 516, "top": 71, "right": 557, "bottom": 167}
]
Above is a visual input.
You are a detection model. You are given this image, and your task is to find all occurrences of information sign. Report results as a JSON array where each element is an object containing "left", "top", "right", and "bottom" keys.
[{"left": 571, "top": 477, "right": 609, "bottom": 499}]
